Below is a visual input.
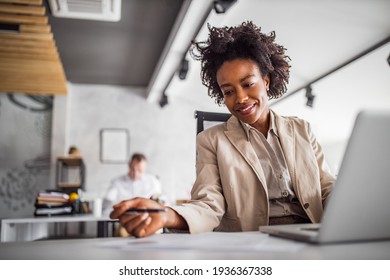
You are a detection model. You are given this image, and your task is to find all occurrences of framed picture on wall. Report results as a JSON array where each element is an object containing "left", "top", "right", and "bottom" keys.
[{"left": 100, "top": 128, "right": 129, "bottom": 163}]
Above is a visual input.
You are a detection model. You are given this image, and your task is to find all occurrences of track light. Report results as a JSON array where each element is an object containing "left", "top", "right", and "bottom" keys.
[
  {"left": 178, "top": 58, "right": 189, "bottom": 80},
  {"left": 213, "top": 0, "right": 237, "bottom": 14},
  {"left": 159, "top": 92, "right": 168, "bottom": 108},
  {"left": 305, "top": 85, "right": 315, "bottom": 108}
]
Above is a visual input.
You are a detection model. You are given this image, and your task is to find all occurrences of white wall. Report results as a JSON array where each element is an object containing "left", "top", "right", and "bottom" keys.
[{"left": 0, "top": 94, "right": 52, "bottom": 218}]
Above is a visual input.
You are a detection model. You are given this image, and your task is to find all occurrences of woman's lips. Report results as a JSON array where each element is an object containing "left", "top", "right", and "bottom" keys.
[{"left": 235, "top": 103, "right": 256, "bottom": 116}]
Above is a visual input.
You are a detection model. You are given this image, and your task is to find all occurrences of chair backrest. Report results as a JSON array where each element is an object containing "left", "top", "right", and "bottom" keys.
[{"left": 194, "top": 110, "right": 231, "bottom": 134}]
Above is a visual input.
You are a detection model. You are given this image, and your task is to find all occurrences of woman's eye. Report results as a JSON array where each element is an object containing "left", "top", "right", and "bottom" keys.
[
  {"left": 223, "top": 90, "right": 233, "bottom": 96},
  {"left": 244, "top": 83, "right": 254, "bottom": 88}
]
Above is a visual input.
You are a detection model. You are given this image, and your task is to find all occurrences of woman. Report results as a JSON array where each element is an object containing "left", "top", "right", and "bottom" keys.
[{"left": 110, "top": 21, "right": 335, "bottom": 237}]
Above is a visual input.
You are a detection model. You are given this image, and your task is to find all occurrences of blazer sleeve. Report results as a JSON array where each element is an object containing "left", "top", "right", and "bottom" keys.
[{"left": 170, "top": 129, "right": 226, "bottom": 233}]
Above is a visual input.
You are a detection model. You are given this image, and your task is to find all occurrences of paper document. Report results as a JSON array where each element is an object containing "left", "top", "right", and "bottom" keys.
[{"left": 98, "top": 231, "right": 305, "bottom": 253}]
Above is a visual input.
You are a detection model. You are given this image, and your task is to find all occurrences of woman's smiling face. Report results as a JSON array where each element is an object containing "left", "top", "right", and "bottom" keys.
[{"left": 217, "top": 58, "right": 270, "bottom": 128}]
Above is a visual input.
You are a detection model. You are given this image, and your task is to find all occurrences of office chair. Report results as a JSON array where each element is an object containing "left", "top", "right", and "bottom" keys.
[{"left": 194, "top": 110, "right": 231, "bottom": 134}]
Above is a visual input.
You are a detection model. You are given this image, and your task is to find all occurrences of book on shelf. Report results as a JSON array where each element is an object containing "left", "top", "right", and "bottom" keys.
[
  {"left": 34, "top": 190, "right": 71, "bottom": 214},
  {"left": 35, "top": 190, "right": 70, "bottom": 204},
  {"left": 36, "top": 196, "right": 69, "bottom": 204},
  {"left": 34, "top": 205, "right": 73, "bottom": 216},
  {"left": 38, "top": 190, "right": 69, "bottom": 199},
  {"left": 35, "top": 201, "right": 69, "bottom": 207}
]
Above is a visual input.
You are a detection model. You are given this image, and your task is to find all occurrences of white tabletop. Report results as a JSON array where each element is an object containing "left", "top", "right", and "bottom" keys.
[
  {"left": 1, "top": 214, "right": 113, "bottom": 224},
  {"left": 0, "top": 231, "right": 389, "bottom": 260},
  {"left": 1, "top": 214, "right": 117, "bottom": 242}
]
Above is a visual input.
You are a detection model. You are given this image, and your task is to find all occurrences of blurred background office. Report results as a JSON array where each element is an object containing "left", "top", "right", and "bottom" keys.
[{"left": 0, "top": 0, "right": 389, "bottom": 220}]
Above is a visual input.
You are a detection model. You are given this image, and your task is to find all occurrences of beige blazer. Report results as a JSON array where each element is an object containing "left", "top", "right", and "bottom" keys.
[{"left": 171, "top": 111, "right": 335, "bottom": 233}]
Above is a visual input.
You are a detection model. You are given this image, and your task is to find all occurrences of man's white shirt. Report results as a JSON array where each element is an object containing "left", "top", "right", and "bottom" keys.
[{"left": 103, "top": 174, "right": 162, "bottom": 211}]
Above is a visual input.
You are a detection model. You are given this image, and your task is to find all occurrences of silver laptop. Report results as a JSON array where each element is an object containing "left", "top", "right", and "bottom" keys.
[{"left": 259, "top": 110, "right": 390, "bottom": 244}]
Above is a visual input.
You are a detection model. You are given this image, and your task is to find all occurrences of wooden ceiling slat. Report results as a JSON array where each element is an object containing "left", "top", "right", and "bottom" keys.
[
  {"left": 3, "top": 82, "right": 67, "bottom": 95},
  {"left": 0, "top": 82, "right": 67, "bottom": 95},
  {"left": 0, "top": 60, "right": 67, "bottom": 95},
  {"left": 0, "top": 37, "right": 55, "bottom": 48},
  {"left": 0, "top": 12, "right": 47, "bottom": 24},
  {"left": 0, "top": 3, "right": 45, "bottom": 15},
  {"left": 0, "top": 45, "right": 58, "bottom": 55},
  {"left": 0, "top": 48, "right": 57, "bottom": 57},
  {"left": 0, "top": 0, "right": 67, "bottom": 95},
  {"left": 19, "top": 23, "right": 50, "bottom": 33},
  {"left": 0, "top": 57, "right": 64, "bottom": 72},
  {"left": 0, "top": 83, "right": 67, "bottom": 95},
  {"left": 0, "top": 51, "right": 59, "bottom": 60},
  {"left": 0, "top": 0, "right": 42, "bottom": 5},
  {"left": 0, "top": 32, "right": 53, "bottom": 40}
]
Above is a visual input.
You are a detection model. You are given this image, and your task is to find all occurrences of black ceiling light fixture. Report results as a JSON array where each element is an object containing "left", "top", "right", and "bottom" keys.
[
  {"left": 305, "top": 85, "right": 315, "bottom": 108},
  {"left": 178, "top": 58, "right": 189, "bottom": 80},
  {"left": 160, "top": 71, "right": 175, "bottom": 108},
  {"left": 159, "top": 92, "right": 168, "bottom": 108},
  {"left": 213, "top": 0, "right": 238, "bottom": 14}
]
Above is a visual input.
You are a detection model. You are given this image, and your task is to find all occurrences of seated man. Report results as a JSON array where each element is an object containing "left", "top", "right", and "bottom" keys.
[
  {"left": 103, "top": 153, "right": 163, "bottom": 236},
  {"left": 103, "top": 153, "right": 162, "bottom": 212}
]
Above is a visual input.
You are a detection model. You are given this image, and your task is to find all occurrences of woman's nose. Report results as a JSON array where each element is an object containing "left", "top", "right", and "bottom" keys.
[{"left": 236, "top": 89, "right": 249, "bottom": 103}]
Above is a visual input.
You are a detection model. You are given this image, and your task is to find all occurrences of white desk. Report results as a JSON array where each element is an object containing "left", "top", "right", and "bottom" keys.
[
  {"left": 0, "top": 214, "right": 116, "bottom": 242},
  {"left": 0, "top": 231, "right": 389, "bottom": 259}
]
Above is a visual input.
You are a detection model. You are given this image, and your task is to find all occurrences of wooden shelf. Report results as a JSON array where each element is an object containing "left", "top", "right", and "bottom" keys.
[
  {"left": 56, "top": 156, "right": 85, "bottom": 192},
  {"left": 57, "top": 156, "right": 83, "bottom": 167}
]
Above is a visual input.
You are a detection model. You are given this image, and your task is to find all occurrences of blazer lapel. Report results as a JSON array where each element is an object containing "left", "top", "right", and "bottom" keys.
[
  {"left": 273, "top": 111, "right": 297, "bottom": 188},
  {"left": 224, "top": 117, "right": 267, "bottom": 191}
]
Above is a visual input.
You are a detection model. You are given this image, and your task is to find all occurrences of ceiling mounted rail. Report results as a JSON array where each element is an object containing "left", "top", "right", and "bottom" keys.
[{"left": 271, "top": 36, "right": 390, "bottom": 106}]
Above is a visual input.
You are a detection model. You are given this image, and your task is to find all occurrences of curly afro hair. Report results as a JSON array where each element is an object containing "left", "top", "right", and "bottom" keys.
[{"left": 190, "top": 21, "right": 291, "bottom": 106}]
